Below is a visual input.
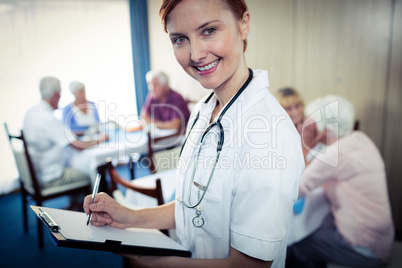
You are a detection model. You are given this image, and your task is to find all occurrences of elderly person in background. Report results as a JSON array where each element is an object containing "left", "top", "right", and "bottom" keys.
[
  {"left": 141, "top": 70, "right": 190, "bottom": 131},
  {"left": 276, "top": 87, "right": 320, "bottom": 161},
  {"left": 286, "top": 95, "right": 394, "bottom": 268},
  {"left": 23, "top": 76, "right": 108, "bottom": 191},
  {"left": 62, "top": 81, "right": 100, "bottom": 136}
]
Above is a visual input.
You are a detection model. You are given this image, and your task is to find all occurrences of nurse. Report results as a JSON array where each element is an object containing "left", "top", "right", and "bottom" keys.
[{"left": 83, "top": 0, "right": 304, "bottom": 267}]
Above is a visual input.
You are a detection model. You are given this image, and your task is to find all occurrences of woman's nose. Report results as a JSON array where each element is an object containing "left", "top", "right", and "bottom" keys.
[{"left": 190, "top": 39, "right": 207, "bottom": 63}]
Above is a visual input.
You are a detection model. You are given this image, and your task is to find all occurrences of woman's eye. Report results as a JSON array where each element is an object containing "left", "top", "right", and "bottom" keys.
[
  {"left": 172, "top": 36, "right": 186, "bottom": 45},
  {"left": 203, "top": 28, "right": 216, "bottom": 36}
]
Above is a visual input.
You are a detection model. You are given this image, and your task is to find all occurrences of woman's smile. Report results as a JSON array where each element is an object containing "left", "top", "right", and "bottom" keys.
[
  {"left": 195, "top": 59, "right": 220, "bottom": 74},
  {"left": 166, "top": 0, "right": 249, "bottom": 100}
]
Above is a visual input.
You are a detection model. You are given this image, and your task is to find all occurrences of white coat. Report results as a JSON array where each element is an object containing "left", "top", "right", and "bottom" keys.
[{"left": 175, "top": 69, "right": 304, "bottom": 267}]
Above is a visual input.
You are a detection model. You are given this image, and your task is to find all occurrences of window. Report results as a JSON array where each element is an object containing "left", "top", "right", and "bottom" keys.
[{"left": 0, "top": 0, "right": 135, "bottom": 194}]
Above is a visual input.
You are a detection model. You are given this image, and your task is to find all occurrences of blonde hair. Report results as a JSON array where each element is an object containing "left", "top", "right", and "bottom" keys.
[{"left": 276, "top": 87, "right": 304, "bottom": 108}]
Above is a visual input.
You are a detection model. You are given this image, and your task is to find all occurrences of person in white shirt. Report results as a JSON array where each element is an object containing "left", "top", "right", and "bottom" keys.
[
  {"left": 83, "top": 1, "right": 304, "bottom": 267},
  {"left": 23, "top": 76, "right": 108, "bottom": 189}
]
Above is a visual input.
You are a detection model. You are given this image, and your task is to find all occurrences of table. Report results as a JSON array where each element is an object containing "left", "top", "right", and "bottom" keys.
[
  {"left": 125, "top": 168, "right": 177, "bottom": 208},
  {"left": 69, "top": 128, "right": 147, "bottom": 180},
  {"left": 69, "top": 127, "right": 180, "bottom": 184}
]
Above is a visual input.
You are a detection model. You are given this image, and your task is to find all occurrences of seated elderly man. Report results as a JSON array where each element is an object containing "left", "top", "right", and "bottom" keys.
[
  {"left": 141, "top": 70, "right": 190, "bottom": 131},
  {"left": 286, "top": 95, "right": 394, "bottom": 268},
  {"left": 23, "top": 76, "right": 108, "bottom": 191}
]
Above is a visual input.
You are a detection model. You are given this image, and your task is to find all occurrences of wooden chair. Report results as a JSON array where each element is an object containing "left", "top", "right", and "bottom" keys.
[
  {"left": 105, "top": 158, "right": 168, "bottom": 235},
  {"left": 105, "top": 157, "right": 169, "bottom": 268},
  {"left": 146, "top": 129, "right": 184, "bottom": 174},
  {"left": 4, "top": 123, "right": 91, "bottom": 248},
  {"left": 129, "top": 129, "right": 183, "bottom": 179}
]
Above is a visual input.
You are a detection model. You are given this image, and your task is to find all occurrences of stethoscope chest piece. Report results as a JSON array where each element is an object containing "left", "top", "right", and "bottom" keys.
[{"left": 192, "top": 205, "right": 204, "bottom": 228}]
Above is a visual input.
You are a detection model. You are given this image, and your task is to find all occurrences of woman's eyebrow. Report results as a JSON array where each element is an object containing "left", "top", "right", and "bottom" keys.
[
  {"left": 196, "top": 20, "right": 220, "bottom": 31},
  {"left": 169, "top": 32, "right": 182, "bottom": 37},
  {"left": 169, "top": 20, "right": 221, "bottom": 36}
]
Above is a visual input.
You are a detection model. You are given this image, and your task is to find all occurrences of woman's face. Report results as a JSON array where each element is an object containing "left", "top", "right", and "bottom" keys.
[
  {"left": 283, "top": 96, "right": 304, "bottom": 125},
  {"left": 166, "top": 0, "right": 249, "bottom": 91},
  {"left": 74, "top": 88, "right": 86, "bottom": 102}
]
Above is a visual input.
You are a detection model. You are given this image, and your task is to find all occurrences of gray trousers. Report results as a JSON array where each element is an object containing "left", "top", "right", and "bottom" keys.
[
  {"left": 43, "top": 167, "right": 90, "bottom": 205},
  {"left": 43, "top": 168, "right": 89, "bottom": 187},
  {"left": 286, "top": 214, "right": 386, "bottom": 268}
]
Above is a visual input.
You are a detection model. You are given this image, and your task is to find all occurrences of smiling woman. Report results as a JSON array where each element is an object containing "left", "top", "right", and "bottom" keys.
[
  {"left": 0, "top": 0, "right": 135, "bottom": 195},
  {"left": 82, "top": 1, "right": 304, "bottom": 267}
]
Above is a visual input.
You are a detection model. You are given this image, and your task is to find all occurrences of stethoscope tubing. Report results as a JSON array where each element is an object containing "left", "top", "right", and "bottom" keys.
[
  {"left": 178, "top": 69, "right": 254, "bottom": 209},
  {"left": 180, "top": 68, "right": 253, "bottom": 157}
]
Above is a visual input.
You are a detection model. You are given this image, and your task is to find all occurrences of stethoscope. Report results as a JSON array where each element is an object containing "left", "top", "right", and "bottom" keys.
[{"left": 177, "top": 68, "right": 253, "bottom": 227}]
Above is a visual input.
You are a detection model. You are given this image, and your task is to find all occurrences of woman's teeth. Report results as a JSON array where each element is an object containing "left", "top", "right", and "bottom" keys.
[{"left": 197, "top": 60, "right": 219, "bottom": 71}]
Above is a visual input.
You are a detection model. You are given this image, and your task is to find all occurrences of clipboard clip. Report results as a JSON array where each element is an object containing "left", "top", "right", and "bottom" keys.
[{"left": 39, "top": 208, "right": 59, "bottom": 232}]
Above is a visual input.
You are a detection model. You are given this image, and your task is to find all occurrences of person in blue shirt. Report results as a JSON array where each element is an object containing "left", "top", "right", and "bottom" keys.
[{"left": 62, "top": 81, "right": 100, "bottom": 136}]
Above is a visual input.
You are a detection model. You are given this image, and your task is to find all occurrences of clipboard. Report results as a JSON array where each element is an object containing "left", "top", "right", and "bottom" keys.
[{"left": 31, "top": 206, "right": 191, "bottom": 257}]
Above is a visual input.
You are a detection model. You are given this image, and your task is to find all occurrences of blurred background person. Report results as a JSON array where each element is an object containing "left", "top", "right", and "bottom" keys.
[
  {"left": 141, "top": 70, "right": 190, "bottom": 131},
  {"left": 62, "top": 80, "right": 100, "bottom": 136},
  {"left": 286, "top": 95, "right": 394, "bottom": 268},
  {"left": 276, "top": 87, "right": 320, "bottom": 161},
  {"left": 23, "top": 76, "right": 108, "bottom": 194}
]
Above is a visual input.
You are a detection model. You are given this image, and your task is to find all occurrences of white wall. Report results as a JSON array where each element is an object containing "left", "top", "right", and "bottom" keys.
[{"left": 0, "top": 0, "right": 135, "bottom": 194}]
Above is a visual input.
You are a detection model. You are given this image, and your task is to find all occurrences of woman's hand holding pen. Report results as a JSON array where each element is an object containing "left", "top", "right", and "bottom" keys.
[{"left": 83, "top": 193, "right": 134, "bottom": 229}]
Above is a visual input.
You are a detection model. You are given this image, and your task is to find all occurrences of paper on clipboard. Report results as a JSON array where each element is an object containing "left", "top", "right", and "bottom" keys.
[{"left": 31, "top": 206, "right": 191, "bottom": 257}]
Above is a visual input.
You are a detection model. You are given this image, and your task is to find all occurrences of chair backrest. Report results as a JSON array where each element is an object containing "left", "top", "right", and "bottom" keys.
[
  {"left": 147, "top": 130, "right": 184, "bottom": 174},
  {"left": 106, "top": 158, "right": 164, "bottom": 206},
  {"left": 152, "top": 146, "right": 182, "bottom": 173},
  {"left": 4, "top": 123, "right": 42, "bottom": 198}
]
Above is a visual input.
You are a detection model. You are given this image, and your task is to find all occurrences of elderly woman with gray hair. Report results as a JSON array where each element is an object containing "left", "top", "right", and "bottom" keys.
[
  {"left": 62, "top": 81, "right": 100, "bottom": 135},
  {"left": 286, "top": 95, "right": 394, "bottom": 268}
]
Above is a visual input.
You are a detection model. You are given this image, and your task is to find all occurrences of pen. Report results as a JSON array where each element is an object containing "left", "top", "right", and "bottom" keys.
[{"left": 87, "top": 173, "right": 101, "bottom": 226}]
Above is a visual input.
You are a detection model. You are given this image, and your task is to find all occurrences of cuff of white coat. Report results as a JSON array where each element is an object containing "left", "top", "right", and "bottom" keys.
[{"left": 231, "top": 230, "right": 286, "bottom": 261}]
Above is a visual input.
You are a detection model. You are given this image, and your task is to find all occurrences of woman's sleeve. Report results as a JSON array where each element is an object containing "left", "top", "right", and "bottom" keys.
[{"left": 230, "top": 126, "right": 304, "bottom": 261}]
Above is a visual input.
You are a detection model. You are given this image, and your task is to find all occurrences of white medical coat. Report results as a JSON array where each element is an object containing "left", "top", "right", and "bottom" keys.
[{"left": 175, "top": 70, "right": 305, "bottom": 267}]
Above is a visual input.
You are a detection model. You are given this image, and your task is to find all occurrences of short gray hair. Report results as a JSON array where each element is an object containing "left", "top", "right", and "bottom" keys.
[
  {"left": 39, "top": 76, "right": 61, "bottom": 99},
  {"left": 146, "top": 70, "right": 169, "bottom": 86},
  {"left": 69, "top": 81, "right": 85, "bottom": 94},
  {"left": 305, "top": 95, "right": 355, "bottom": 138}
]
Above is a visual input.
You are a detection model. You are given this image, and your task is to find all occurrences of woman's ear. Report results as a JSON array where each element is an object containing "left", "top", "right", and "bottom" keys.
[{"left": 240, "top": 10, "right": 250, "bottom": 41}]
